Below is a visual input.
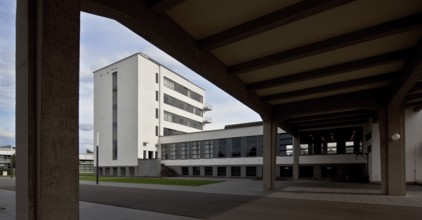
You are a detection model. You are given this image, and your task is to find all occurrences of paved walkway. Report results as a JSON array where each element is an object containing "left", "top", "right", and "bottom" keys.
[{"left": 1, "top": 177, "right": 422, "bottom": 219}]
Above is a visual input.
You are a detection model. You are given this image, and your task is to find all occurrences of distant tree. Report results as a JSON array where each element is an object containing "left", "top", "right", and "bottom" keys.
[{"left": 86, "top": 149, "right": 93, "bottom": 154}]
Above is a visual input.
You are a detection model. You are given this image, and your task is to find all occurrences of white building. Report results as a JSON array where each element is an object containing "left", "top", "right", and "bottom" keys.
[
  {"left": 94, "top": 53, "right": 210, "bottom": 176},
  {"left": 160, "top": 109, "right": 422, "bottom": 184},
  {"left": 0, "top": 145, "right": 15, "bottom": 170}
]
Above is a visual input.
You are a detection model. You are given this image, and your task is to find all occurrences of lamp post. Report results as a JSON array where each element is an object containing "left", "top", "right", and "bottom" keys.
[{"left": 96, "top": 132, "right": 99, "bottom": 185}]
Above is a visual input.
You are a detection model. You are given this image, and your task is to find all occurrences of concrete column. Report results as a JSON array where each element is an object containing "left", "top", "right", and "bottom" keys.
[
  {"left": 378, "top": 109, "right": 389, "bottom": 194},
  {"left": 379, "top": 107, "right": 406, "bottom": 196},
  {"left": 16, "top": 0, "right": 80, "bottom": 219},
  {"left": 263, "top": 120, "right": 278, "bottom": 190},
  {"left": 387, "top": 106, "right": 406, "bottom": 196},
  {"left": 293, "top": 136, "right": 300, "bottom": 180}
]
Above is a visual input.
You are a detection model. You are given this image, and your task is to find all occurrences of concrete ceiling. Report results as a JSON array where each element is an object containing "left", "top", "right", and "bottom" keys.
[{"left": 81, "top": 0, "right": 422, "bottom": 136}]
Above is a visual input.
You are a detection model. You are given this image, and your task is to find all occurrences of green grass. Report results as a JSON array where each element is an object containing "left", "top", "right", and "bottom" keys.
[{"left": 79, "top": 175, "right": 222, "bottom": 186}]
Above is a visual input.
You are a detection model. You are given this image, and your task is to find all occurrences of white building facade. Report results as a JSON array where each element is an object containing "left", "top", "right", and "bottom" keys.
[
  {"left": 94, "top": 53, "right": 210, "bottom": 176},
  {"left": 160, "top": 110, "right": 422, "bottom": 184}
]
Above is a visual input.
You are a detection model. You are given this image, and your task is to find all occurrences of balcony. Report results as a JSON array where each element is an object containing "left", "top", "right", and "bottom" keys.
[
  {"left": 203, "top": 117, "right": 212, "bottom": 124},
  {"left": 204, "top": 103, "right": 212, "bottom": 111}
]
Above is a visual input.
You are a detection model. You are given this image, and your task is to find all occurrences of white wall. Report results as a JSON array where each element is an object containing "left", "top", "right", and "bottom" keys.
[
  {"left": 94, "top": 54, "right": 139, "bottom": 166},
  {"left": 137, "top": 55, "right": 160, "bottom": 158},
  {"left": 369, "top": 110, "right": 422, "bottom": 183}
]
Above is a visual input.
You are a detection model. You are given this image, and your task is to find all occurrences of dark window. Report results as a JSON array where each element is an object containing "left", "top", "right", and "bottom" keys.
[
  {"left": 155, "top": 72, "right": 159, "bottom": 83},
  {"left": 192, "top": 167, "right": 200, "bottom": 176},
  {"left": 112, "top": 145, "right": 117, "bottom": 160},
  {"left": 163, "top": 128, "right": 186, "bottom": 136},
  {"left": 203, "top": 141, "right": 213, "bottom": 159},
  {"left": 280, "top": 166, "right": 293, "bottom": 177},
  {"left": 181, "top": 167, "right": 189, "bottom": 175},
  {"left": 179, "top": 143, "right": 188, "bottom": 159},
  {"left": 155, "top": 91, "right": 159, "bottom": 101},
  {"left": 246, "top": 167, "right": 256, "bottom": 177},
  {"left": 246, "top": 136, "right": 257, "bottom": 157},
  {"left": 112, "top": 72, "right": 118, "bottom": 160},
  {"left": 191, "top": 142, "right": 200, "bottom": 159},
  {"left": 155, "top": 108, "right": 159, "bottom": 119},
  {"left": 231, "top": 138, "right": 241, "bottom": 157},
  {"left": 217, "top": 167, "right": 226, "bottom": 176},
  {"left": 204, "top": 167, "right": 213, "bottom": 176},
  {"left": 163, "top": 111, "right": 203, "bottom": 130},
  {"left": 231, "top": 167, "right": 241, "bottom": 177},
  {"left": 218, "top": 139, "right": 226, "bottom": 158},
  {"left": 120, "top": 167, "right": 126, "bottom": 176},
  {"left": 155, "top": 126, "right": 159, "bottom": 136}
]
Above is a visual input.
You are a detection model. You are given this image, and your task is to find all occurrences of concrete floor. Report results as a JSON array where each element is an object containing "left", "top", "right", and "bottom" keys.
[{"left": 1, "top": 177, "right": 422, "bottom": 219}]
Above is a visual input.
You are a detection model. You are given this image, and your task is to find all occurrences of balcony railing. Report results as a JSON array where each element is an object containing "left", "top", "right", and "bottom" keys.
[
  {"left": 204, "top": 117, "right": 212, "bottom": 124},
  {"left": 204, "top": 103, "right": 212, "bottom": 111}
]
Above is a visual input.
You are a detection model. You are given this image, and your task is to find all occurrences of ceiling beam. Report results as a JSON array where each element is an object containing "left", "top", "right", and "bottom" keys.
[
  {"left": 249, "top": 49, "right": 409, "bottom": 91},
  {"left": 229, "top": 13, "right": 422, "bottom": 75},
  {"left": 287, "top": 110, "right": 374, "bottom": 124},
  {"left": 405, "top": 100, "right": 422, "bottom": 108},
  {"left": 294, "top": 119, "right": 369, "bottom": 130},
  {"left": 262, "top": 72, "right": 397, "bottom": 102},
  {"left": 273, "top": 89, "right": 385, "bottom": 120},
  {"left": 145, "top": 0, "right": 185, "bottom": 14},
  {"left": 292, "top": 115, "right": 373, "bottom": 127},
  {"left": 405, "top": 93, "right": 422, "bottom": 102},
  {"left": 198, "top": 0, "right": 353, "bottom": 51},
  {"left": 388, "top": 38, "right": 422, "bottom": 107},
  {"left": 409, "top": 82, "right": 422, "bottom": 94},
  {"left": 81, "top": 0, "right": 273, "bottom": 120}
]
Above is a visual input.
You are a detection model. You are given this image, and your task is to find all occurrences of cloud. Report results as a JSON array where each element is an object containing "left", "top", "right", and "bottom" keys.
[
  {"left": 79, "top": 123, "right": 93, "bottom": 131},
  {"left": 0, "top": 128, "right": 15, "bottom": 146}
]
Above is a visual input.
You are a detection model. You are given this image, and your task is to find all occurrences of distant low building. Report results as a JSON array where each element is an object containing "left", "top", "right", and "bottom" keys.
[
  {"left": 79, "top": 153, "right": 94, "bottom": 173},
  {"left": 0, "top": 145, "right": 15, "bottom": 169}
]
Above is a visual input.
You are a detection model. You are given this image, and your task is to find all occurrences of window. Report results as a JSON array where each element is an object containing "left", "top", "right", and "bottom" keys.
[
  {"left": 169, "top": 144, "right": 176, "bottom": 160},
  {"left": 112, "top": 72, "right": 118, "bottom": 160},
  {"left": 179, "top": 143, "right": 188, "bottom": 159},
  {"left": 191, "top": 142, "right": 200, "bottom": 159},
  {"left": 231, "top": 167, "right": 241, "bottom": 177},
  {"left": 203, "top": 141, "right": 213, "bottom": 159},
  {"left": 192, "top": 167, "right": 200, "bottom": 176},
  {"left": 163, "top": 111, "right": 203, "bottom": 130},
  {"left": 181, "top": 167, "right": 189, "bottom": 175},
  {"left": 300, "top": 144, "right": 309, "bottom": 155},
  {"left": 163, "top": 128, "right": 186, "bottom": 136},
  {"left": 161, "top": 146, "right": 168, "bottom": 160},
  {"left": 286, "top": 145, "right": 293, "bottom": 156},
  {"left": 155, "top": 108, "right": 159, "bottom": 119},
  {"left": 155, "top": 72, "right": 159, "bottom": 83},
  {"left": 113, "top": 167, "right": 118, "bottom": 176},
  {"left": 246, "top": 167, "right": 257, "bottom": 177},
  {"left": 120, "top": 167, "right": 126, "bottom": 176},
  {"left": 129, "top": 167, "right": 135, "bottom": 176},
  {"left": 218, "top": 139, "right": 226, "bottom": 158},
  {"left": 346, "top": 141, "right": 354, "bottom": 154},
  {"left": 163, "top": 77, "right": 203, "bottom": 103},
  {"left": 163, "top": 94, "right": 203, "bottom": 116},
  {"left": 217, "top": 167, "right": 226, "bottom": 176},
  {"left": 204, "top": 167, "right": 213, "bottom": 176},
  {"left": 155, "top": 91, "right": 159, "bottom": 101},
  {"left": 246, "top": 136, "right": 257, "bottom": 157},
  {"left": 112, "top": 145, "right": 117, "bottom": 160},
  {"left": 155, "top": 126, "right": 159, "bottom": 136},
  {"left": 231, "top": 138, "right": 241, "bottom": 157},
  {"left": 327, "top": 142, "right": 337, "bottom": 154}
]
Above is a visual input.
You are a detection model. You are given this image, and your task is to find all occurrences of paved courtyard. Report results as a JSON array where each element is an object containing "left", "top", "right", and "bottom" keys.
[{"left": 1, "top": 177, "right": 422, "bottom": 219}]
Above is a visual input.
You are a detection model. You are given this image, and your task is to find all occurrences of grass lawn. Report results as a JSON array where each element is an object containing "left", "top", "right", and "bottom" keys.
[{"left": 79, "top": 174, "right": 222, "bottom": 186}]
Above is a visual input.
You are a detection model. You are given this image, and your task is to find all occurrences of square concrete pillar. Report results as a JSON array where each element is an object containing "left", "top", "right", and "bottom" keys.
[
  {"left": 293, "top": 136, "right": 300, "bottom": 180},
  {"left": 263, "top": 121, "right": 278, "bottom": 190},
  {"left": 378, "top": 107, "right": 406, "bottom": 196},
  {"left": 16, "top": 0, "right": 80, "bottom": 219}
]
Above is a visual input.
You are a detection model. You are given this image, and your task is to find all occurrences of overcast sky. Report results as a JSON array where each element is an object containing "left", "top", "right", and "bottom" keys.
[{"left": 0, "top": 1, "right": 261, "bottom": 153}]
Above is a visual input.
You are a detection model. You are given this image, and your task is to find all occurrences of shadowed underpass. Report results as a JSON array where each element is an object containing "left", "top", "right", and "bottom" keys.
[{"left": 1, "top": 179, "right": 422, "bottom": 219}]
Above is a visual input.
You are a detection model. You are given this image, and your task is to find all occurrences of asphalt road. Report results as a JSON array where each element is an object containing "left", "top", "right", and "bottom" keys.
[{"left": 1, "top": 179, "right": 422, "bottom": 220}]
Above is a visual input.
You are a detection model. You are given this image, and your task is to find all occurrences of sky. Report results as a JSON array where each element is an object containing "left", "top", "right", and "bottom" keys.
[{"left": 0, "top": 1, "right": 261, "bottom": 153}]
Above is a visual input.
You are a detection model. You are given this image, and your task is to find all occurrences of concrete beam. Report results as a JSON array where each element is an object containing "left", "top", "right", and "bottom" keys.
[
  {"left": 16, "top": 0, "right": 80, "bottom": 219},
  {"left": 263, "top": 121, "right": 278, "bottom": 190}
]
